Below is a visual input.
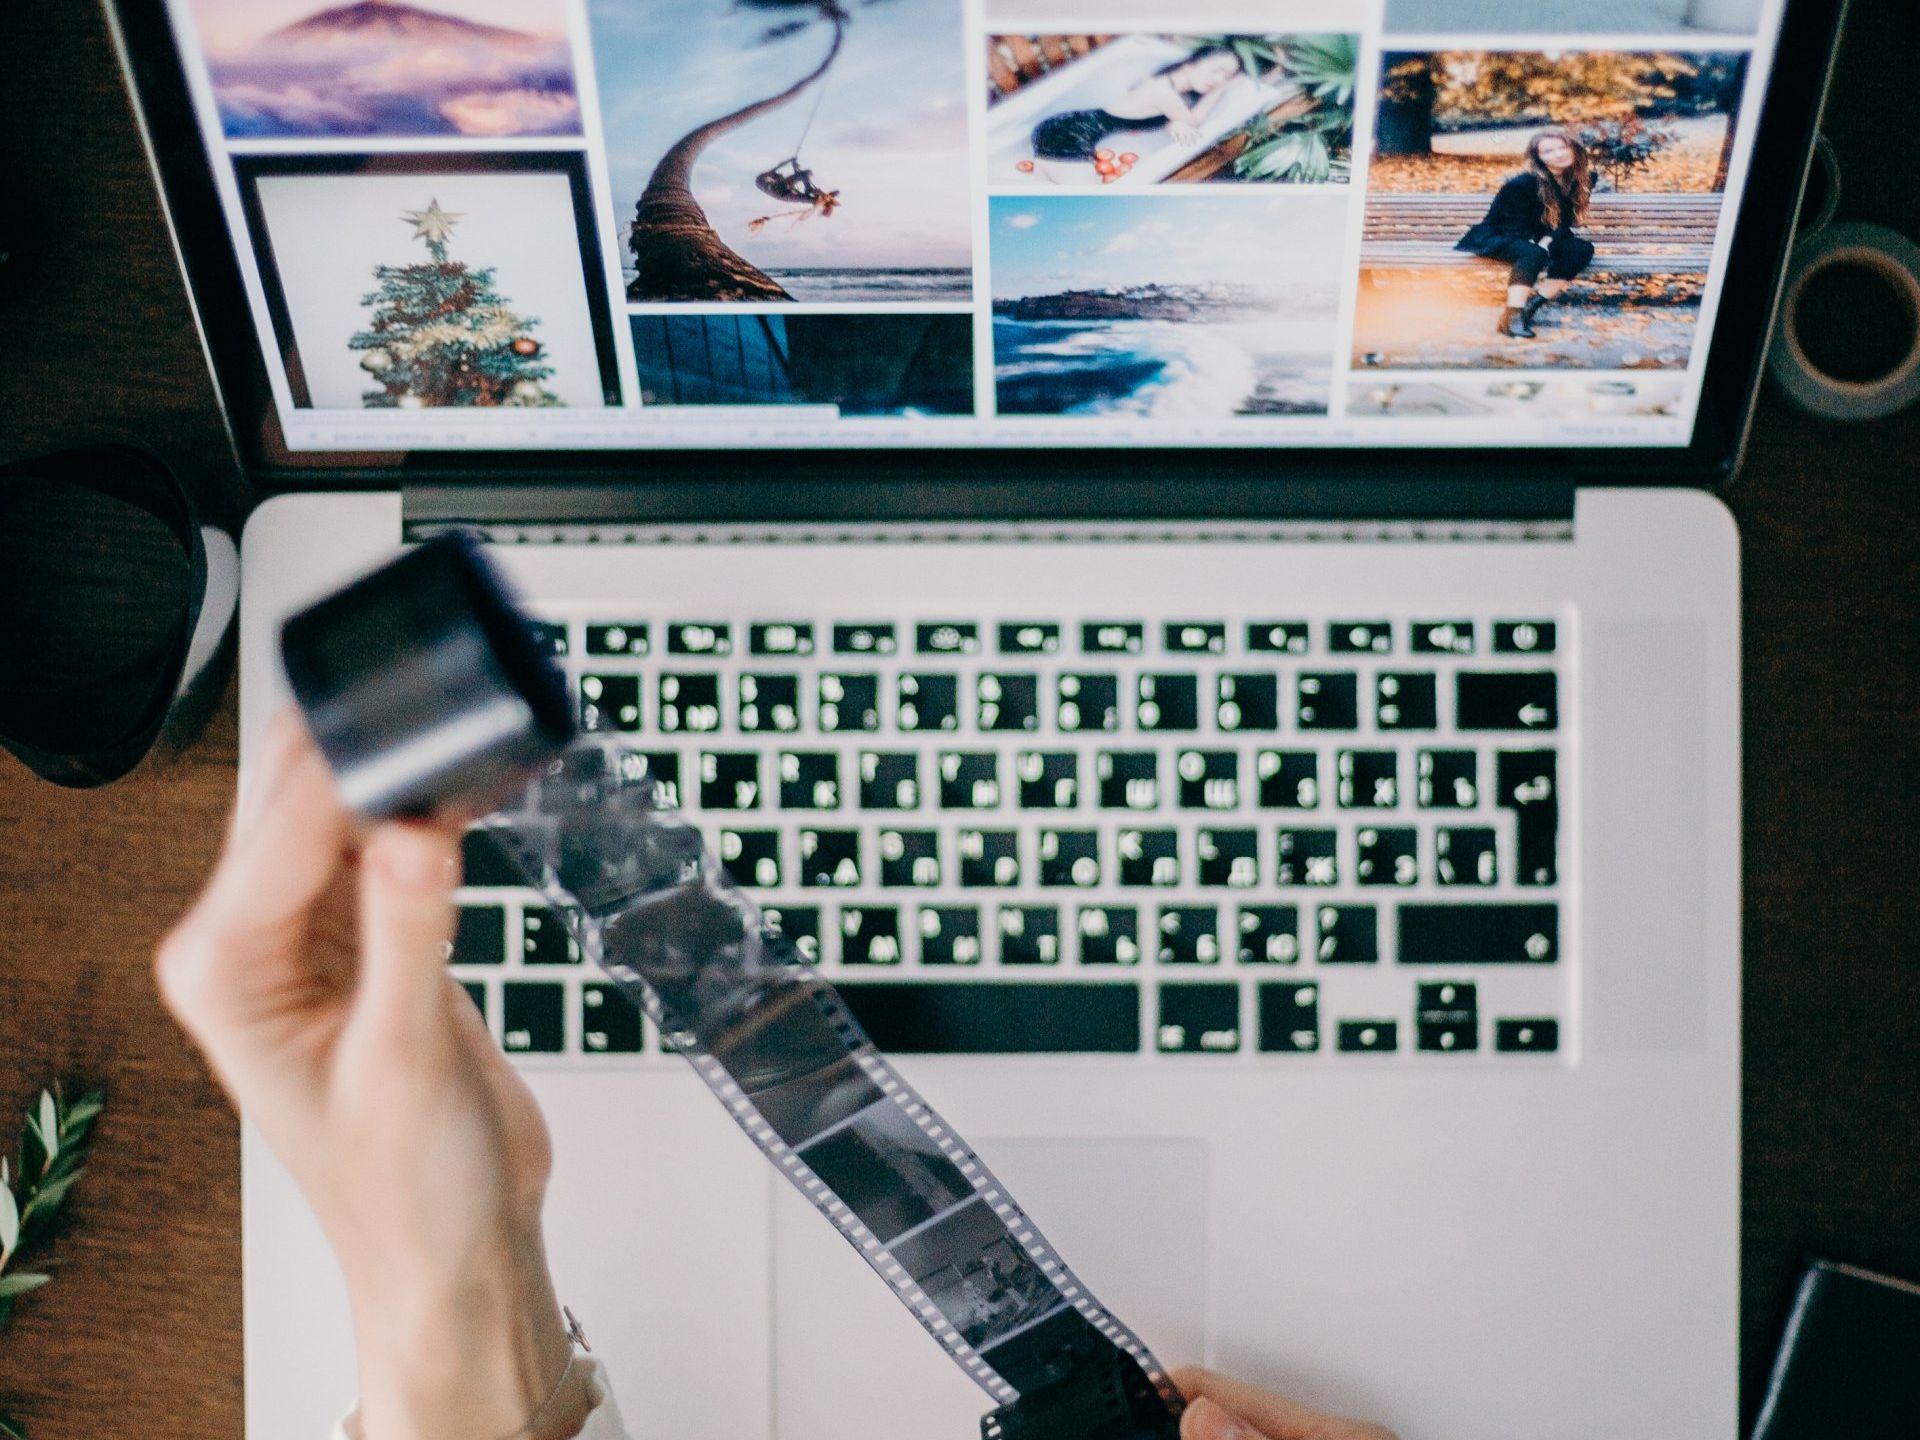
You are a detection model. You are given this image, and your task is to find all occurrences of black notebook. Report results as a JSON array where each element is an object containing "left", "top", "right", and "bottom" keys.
[{"left": 1753, "top": 1262, "right": 1920, "bottom": 1440}]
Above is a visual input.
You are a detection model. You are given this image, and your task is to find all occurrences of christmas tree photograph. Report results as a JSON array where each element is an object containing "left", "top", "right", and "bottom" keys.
[{"left": 349, "top": 199, "right": 561, "bottom": 408}]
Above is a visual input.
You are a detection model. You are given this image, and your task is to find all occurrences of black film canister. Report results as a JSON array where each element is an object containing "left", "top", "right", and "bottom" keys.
[{"left": 280, "top": 534, "right": 575, "bottom": 820}]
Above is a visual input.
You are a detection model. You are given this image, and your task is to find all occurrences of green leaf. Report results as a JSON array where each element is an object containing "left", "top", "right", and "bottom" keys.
[
  {"left": 0, "top": 1183, "right": 17, "bottom": 1258},
  {"left": 20, "top": 1173, "right": 80, "bottom": 1226},
  {"left": 61, "top": 1096, "right": 104, "bottom": 1132},
  {"left": 0, "top": 1407, "right": 27, "bottom": 1440},
  {"left": 0, "top": 1274, "right": 50, "bottom": 1300}
]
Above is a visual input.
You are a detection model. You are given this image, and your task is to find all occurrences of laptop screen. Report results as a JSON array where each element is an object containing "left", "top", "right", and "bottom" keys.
[{"left": 156, "top": 0, "right": 1789, "bottom": 455}]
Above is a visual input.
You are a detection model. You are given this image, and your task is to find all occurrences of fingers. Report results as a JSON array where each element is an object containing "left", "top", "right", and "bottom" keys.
[
  {"left": 358, "top": 823, "right": 462, "bottom": 1036},
  {"left": 1183, "top": 1396, "right": 1259, "bottom": 1440},
  {"left": 1173, "top": 1369, "right": 1394, "bottom": 1440}
]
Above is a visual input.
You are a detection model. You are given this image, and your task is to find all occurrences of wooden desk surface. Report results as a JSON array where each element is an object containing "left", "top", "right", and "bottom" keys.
[{"left": 1, "top": 2, "right": 1914, "bottom": 1437}]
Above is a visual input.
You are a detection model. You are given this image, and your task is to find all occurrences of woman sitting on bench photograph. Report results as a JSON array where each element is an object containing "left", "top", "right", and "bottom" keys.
[{"left": 1456, "top": 129, "right": 1597, "bottom": 338}]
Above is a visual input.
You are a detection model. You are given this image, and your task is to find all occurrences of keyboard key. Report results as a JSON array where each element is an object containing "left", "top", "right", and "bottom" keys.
[
  {"left": 917, "top": 906, "right": 981, "bottom": 965},
  {"left": 958, "top": 829, "right": 1020, "bottom": 888},
  {"left": 1497, "top": 750, "right": 1559, "bottom": 886},
  {"left": 1137, "top": 674, "right": 1200, "bottom": 731},
  {"left": 1313, "top": 904, "right": 1378, "bottom": 964},
  {"left": 580, "top": 674, "right": 642, "bottom": 732},
  {"left": 1258, "top": 981, "right": 1320, "bottom": 1053},
  {"left": 749, "top": 621, "right": 813, "bottom": 656},
  {"left": 1412, "top": 621, "right": 1474, "bottom": 655},
  {"left": 1158, "top": 984, "right": 1241, "bottom": 1053},
  {"left": 461, "top": 829, "right": 522, "bottom": 888},
  {"left": 798, "top": 829, "right": 862, "bottom": 887},
  {"left": 1276, "top": 828, "right": 1338, "bottom": 887},
  {"left": 762, "top": 904, "right": 820, "bottom": 964},
  {"left": 1082, "top": 621, "right": 1143, "bottom": 655},
  {"left": 1399, "top": 904, "right": 1558, "bottom": 964},
  {"left": 1436, "top": 827, "right": 1498, "bottom": 887},
  {"left": 738, "top": 674, "right": 801, "bottom": 733},
  {"left": 608, "top": 749, "right": 680, "bottom": 807},
  {"left": 718, "top": 829, "right": 780, "bottom": 888},
  {"left": 447, "top": 905, "right": 506, "bottom": 966},
  {"left": 1236, "top": 906, "right": 1300, "bottom": 964},
  {"left": 1057, "top": 673, "right": 1119, "bottom": 732},
  {"left": 1256, "top": 750, "right": 1321, "bottom": 809},
  {"left": 1247, "top": 621, "right": 1309, "bottom": 654},
  {"left": 1197, "top": 829, "right": 1259, "bottom": 889},
  {"left": 1331, "top": 621, "right": 1391, "bottom": 654},
  {"left": 841, "top": 906, "right": 903, "bottom": 965},
  {"left": 877, "top": 828, "right": 941, "bottom": 888},
  {"left": 584, "top": 622, "right": 648, "bottom": 657},
  {"left": 1177, "top": 750, "right": 1239, "bottom": 810},
  {"left": 833, "top": 623, "right": 896, "bottom": 656},
  {"left": 521, "top": 906, "right": 580, "bottom": 965},
  {"left": 1165, "top": 621, "right": 1226, "bottom": 655},
  {"left": 779, "top": 751, "right": 842, "bottom": 809},
  {"left": 1118, "top": 828, "right": 1180, "bottom": 887},
  {"left": 838, "top": 982, "right": 1139, "bottom": 1053},
  {"left": 1495, "top": 1018, "right": 1561, "bottom": 1053},
  {"left": 1296, "top": 673, "right": 1358, "bottom": 730},
  {"left": 659, "top": 674, "right": 722, "bottom": 733},
  {"left": 461, "top": 980, "right": 489, "bottom": 1021},
  {"left": 1216, "top": 674, "right": 1280, "bottom": 732},
  {"left": 998, "top": 906, "right": 1060, "bottom": 965},
  {"left": 1457, "top": 672, "right": 1557, "bottom": 731},
  {"left": 1356, "top": 827, "right": 1418, "bottom": 887},
  {"left": 1016, "top": 751, "right": 1079, "bottom": 809},
  {"left": 1097, "top": 751, "right": 1159, "bottom": 810},
  {"left": 819, "top": 674, "right": 880, "bottom": 732},
  {"left": 978, "top": 673, "right": 1041, "bottom": 732},
  {"left": 1077, "top": 906, "right": 1140, "bottom": 965},
  {"left": 915, "top": 622, "right": 978, "bottom": 656},
  {"left": 1376, "top": 673, "right": 1438, "bottom": 730},
  {"left": 897, "top": 673, "right": 959, "bottom": 732},
  {"left": 1157, "top": 906, "right": 1220, "bottom": 965},
  {"left": 937, "top": 751, "right": 1001, "bottom": 809},
  {"left": 666, "top": 622, "right": 731, "bottom": 656},
  {"left": 1416, "top": 980, "right": 1478, "bottom": 1053},
  {"left": 859, "top": 752, "right": 920, "bottom": 810},
  {"left": 527, "top": 620, "right": 569, "bottom": 658},
  {"left": 999, "top": 622, "right": 1061, "bottom": 655},
  {"left": 1417, "top": 750, "right": 1478, "bottom": 809},
  {"left": 1493, "top": 621, "right": 1557, "bottom": 655},
  {"left": 1337, "top": 1019, "right": 1398, "bottom": 1054},
  {"left": 1039, "top": 829, "right": 1101, "bottom": 887},
  {"left": 699, "top": 752, "right": 762, "bottom": 810},
  {"left": 581, "top": 984, "right": 644, "bottom": 1054},
  {"left": 1337, "top": 750, "right": 1399, "bottom": 809},
  {"left": 503, "top": 982, "right": 565, "bottom": 1054}
]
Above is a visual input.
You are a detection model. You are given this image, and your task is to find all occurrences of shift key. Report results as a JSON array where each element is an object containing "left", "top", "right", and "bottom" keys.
[
  {"left": 1457, "top": 672, "right": 1557, "bottom": 730},
  {"left": 1399, "top": 904, "right": 1558, "bottom": 964}
]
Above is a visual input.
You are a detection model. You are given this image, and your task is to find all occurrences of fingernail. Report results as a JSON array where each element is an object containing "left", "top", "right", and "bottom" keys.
[
  {"left": 1188, "top": 1399, "right": 1254, "bottom": 1440},
  {"left": 373, "top": 830, "right": 449, "bottom": 888}
]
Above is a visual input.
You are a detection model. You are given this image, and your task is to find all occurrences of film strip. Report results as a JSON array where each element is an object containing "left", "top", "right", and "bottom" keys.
[{"left": 483, "top": 740, "right": 1184, "bottom": 1440}]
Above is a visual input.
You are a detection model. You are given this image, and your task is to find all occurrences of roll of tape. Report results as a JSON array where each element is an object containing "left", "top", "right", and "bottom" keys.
[{"left": 1770, "top": 222, "right": 1920, "bottom": 422}]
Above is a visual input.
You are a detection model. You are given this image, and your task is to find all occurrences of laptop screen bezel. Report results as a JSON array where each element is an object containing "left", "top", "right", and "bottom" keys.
[{"left": 106, "top": 0, "right": 1848, "bottom": 508}]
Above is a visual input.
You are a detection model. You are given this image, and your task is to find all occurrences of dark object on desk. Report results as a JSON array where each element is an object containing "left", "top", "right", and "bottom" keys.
[{"left": 1752, "top": 1261, "right": 1920, "bottom": 1439}]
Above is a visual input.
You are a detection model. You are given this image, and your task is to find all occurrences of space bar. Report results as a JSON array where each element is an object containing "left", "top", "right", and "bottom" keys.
[{"left": 837, "top": 983, "right": 1140, "bottom": 1054}]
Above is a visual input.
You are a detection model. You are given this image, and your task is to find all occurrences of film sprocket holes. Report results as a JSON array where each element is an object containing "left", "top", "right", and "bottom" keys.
[{"left": 278, "top": 538, "right": 1184, "bottom": 1440}]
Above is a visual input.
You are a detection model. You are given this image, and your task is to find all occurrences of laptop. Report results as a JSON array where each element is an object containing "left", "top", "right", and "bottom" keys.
[{"left": 106, "top": 0, "right": 1843, "bottom": 1434}]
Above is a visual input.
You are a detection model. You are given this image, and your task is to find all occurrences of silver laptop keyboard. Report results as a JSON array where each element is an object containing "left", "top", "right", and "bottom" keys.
[{"left": 452, "top": 615, "right": 1569, "bottom": 1062}]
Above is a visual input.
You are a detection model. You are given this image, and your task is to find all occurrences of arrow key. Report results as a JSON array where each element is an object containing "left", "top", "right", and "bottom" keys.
[{"left": 1457, "top": 672, "right": 1557, "bottom": 731}]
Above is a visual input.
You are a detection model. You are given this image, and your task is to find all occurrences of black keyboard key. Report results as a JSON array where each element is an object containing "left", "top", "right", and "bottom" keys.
[
  {"left": 938, "top": 751, "right": 1001, "bottom": 809},
  {"left": 838, "top": 982, "right": 1139, "bottom": 1053},
  {"left": 1077, "top": 906, "right": 1140, "bottom": 965},
  {"left": 1176, "top": 750, "right": 1239, "bottom": 810},
  {"left": 1082, "top": 621, "right": 1143, "bottom": 655},
  {"left": 1331, "top": 621, "right": 1392, "bottom": 654},
  {"left": 1258, "top": 981, "right": 1321, "bottom": 1053},
  {"left": 1057, "top": 673, "right": 1119, "bottom": 732},
  {"left": 1039, "top": 829, "right": 1101, "bottom": 888},
  {"left": 1157, "top": 905, "right": 1220, "bottom": 965},
  {"left": 918, "top": 907, "right": 981, "bottom": 966},
  {"left": 819, "top": 674, "right": 880, "bottom": 732},
  {"left": 763, "top": 904, "right": 821, "bottom": 964},
  {"left": 978, "top": 673, "right": 1041, "bottom": 732},
  {"left": 916, "top": 622, "right": 979, "bottom": 656},
  {"left": 833, "top": 623, "right": 896, "bottom": 656},
  {"left": 1296, "top": 673, "right": 1359, "bottom": 730},
  {"left": 1495, "top": 1018, "right": 1560, "bottom": 1053},
  {"left": 999, "top": 622, "right": 1061, "bottom": 655},
  {"left": 897, "top": 673, "right": 959, "bottom": 732},
  {"left": 1417, "top": 750, "right": 1477, "bottom": 810},
  {"left": 461, "top": 829, "right": 522, "bottom": 888},
  {"left": 1337, "top": 1020, "right": 1398, "bottom": 1053},
  {"left": 878, "top": 828, "right": 941, "bottom": 888},
  {"left": 1016, "top": 751, "right": 1079, "bottom": 809},
  {"left": 1165, "top": 621, "right": 1226, "bottom": 655},
  {"left": 447, "top": 905, "right": 506, "bottom": 966},
  {"left": 1097, "top": 751, "right": 1160, "bottom": 810},
  {"left": 584, "top": 622, "right": 647, "bottom": 657},
  {"left": 1256, "top": 750, "right": 1321, "bottom": 809},
  {"left": 1118, "top": 828, "right": 1180, "bottom": 887},
  {"left": 699, "top": 751, "right": 762, "bottom": 810},
  {"left": 461, "top": 980, "right": 489, "bottom": 1021},
  {"left": 581, "top": 984, "right": 644, "bottom": 1054},
  {"left": 1493, "top": 621, "right": 1557, "bottom": 655},
  {"left": 1411, "top": 621, "right": 1474, "bottom": 655},
  {"left": 1236, "top": 905, "right": 1300, "bottom": 965},
  {"left": 1337, "top": 750, "right": 1399, "bottom": 809},
  {"left": 860, "top": 752, "right": 921, "bottom": 810},
  {"left": 1356, "top": 827, "right": 1418, "bottom": 887},
  {"left": 1497, "top": 750, "right": 1559, "bottom": 886},
  {"left": 1457, "top": 672, "right": 1557, "bottom": 731},
  {"left": 738, "top": 674, "right": 801, "bottom": 733},
  {"left": 798, "top": 828, "right": 862, "bottom": 887},
  {"left": 503, "top": 982, "right": 565, "bottom": 1053},
  {"left": 1314, "top": 904, "right": 1378, "bottom": 964},
  {"left": 1248, "top": 621, "right": 1310, "bottom": 655},
  {"left": 666, "top": 622, "right": 731, "bottom": 656},
  {"left": 1436, "top": 827, "right": 1498, "bottom": 887},
  {"left": 521, "top": 906, "right": 580, "bottom": 966},
  {"left": 1416, "top": 980, "right": 1478, "bottom": 1053},
  {"left": 527, "top": 620, "right": 569, "bottom": 658},
  {"left": 1157, "top": 983, "right": 1241, "bottom": 1053},
  {"left": 1138, "top": 674, "right": 1200, "bottom": 731},
  {"left": 580, "top": 674, "right": 642, "bottom": 732},
  {"left": 1197, "top": 829, "right": 1259, "bottom": 889},
  {"left": 749, "top": 621, "right": 813, "bottom": 656},
  {"left": 779, "top": 751, "right": 842, "bottom": 809},
  {"left": 958, "top": 829, "right": 1020, "bottom": 888},
  {"left": 1216, "top": 673, "right": 1280, "bottom": 732},
  {"left": 659, "top": 674, "right": 722, "bottom": 733},
  {"left": 1399, "top": 904, "right": 1558, "bottom": 964},
  {"left": 1376, "top": 673, "right": 1438, "bottom": 731},
  {"left": 719, "top": 829, "right": 781, "bottom": 888},
  {"left": 841, "top": 906, "right": 903, "bottom": 965},
  {"left": 1276, "top": 828, "right": 1338, "bottom": 887},
  {"left": 998, "top": 906, "right": 1060, "bottom": 965}
]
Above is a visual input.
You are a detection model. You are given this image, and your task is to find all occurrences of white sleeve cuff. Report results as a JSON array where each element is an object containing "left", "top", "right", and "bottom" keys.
[{"left": 331, "top": 1357, "right": 629, "bottom": 1440}]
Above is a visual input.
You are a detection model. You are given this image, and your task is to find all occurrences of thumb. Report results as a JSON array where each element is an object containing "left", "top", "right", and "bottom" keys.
[
  {"left": 1183, "top": 1397, "right": 1259, "bottom": 1440},
  {"left": 358, "top": 823, "right": 462, "bottom": 1032}
]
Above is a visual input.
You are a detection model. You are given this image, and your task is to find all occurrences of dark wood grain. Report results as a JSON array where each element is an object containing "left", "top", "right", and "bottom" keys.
[{"left": 0, "top": 1, "right": 1914, "bottom": 1437}]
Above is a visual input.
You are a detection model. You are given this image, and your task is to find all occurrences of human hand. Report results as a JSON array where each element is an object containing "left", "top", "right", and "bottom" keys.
[
  {"left": 1172, "top": 122, "right": 1203, "bottom": 147},
  {"left": 157, "top": 712, "right": 584, "bottom": 1440},
  {"left": 1174, "top": 1368, "right": 1397, "bottom": 1440}
]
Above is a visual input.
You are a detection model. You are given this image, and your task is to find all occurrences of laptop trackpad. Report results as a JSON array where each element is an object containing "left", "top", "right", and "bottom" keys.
[{"left": 771, "top": 1137, "right": 1208, "bottom": 1439}]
